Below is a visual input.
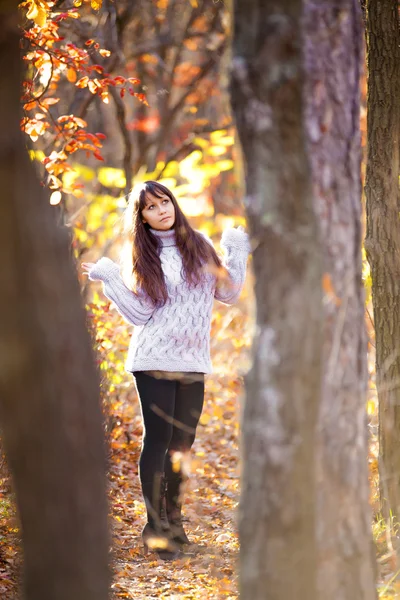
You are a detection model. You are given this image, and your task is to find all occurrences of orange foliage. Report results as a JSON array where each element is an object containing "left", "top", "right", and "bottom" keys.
[{"left": 20, "top": 0, "right": 145, "bottom": 197}]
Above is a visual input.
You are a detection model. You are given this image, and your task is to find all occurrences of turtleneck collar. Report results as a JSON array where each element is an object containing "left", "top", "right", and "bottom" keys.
[{"left": 150, "top": 227, "right": 177, "bottom": 247}]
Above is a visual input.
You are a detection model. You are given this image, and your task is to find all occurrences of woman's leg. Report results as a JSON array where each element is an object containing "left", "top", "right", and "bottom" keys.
[
  {"left": 164, "top": 374, "right": 205, "bottom": 541},
  {"left": 133, "top": 372, "right": 176, "bottom": 531}
]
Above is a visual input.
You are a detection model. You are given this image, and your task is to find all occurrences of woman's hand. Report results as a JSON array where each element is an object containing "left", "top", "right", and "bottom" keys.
[
  {"left": 221, "top": 226, "right": 251, "bottom": 253},
  {"left": 81, "top": 262, "right": 95, "bottom": 277},
  {"left": 81, "top": 257, "right": 119, "bottom": 282}
]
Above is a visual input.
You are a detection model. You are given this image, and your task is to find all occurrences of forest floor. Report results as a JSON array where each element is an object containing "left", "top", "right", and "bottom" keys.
[
  {"left": 107, "top": 370, "right": 244, "bottom": 599},
  {"left": 0, "top": 293, "right": 253, "bottom": 600},
  {"left": 0, "top": 284, "right": 397, "bottom": 599}
]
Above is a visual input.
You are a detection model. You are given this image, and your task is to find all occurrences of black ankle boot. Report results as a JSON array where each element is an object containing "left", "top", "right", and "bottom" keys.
[
  {"left": 169, "top": 517, "right": 190, "bottom": 546},
  {"left": 165, "top": 494, "right": 190, "bottom": 546},
  {"left": 159, "top": 477, "right": 170, "bottom": 534},
  {"left": 141, "top": 523, "right": 180, "bottom": 560},
  {"left": 142, "top": 477, "right": 179, "bottom": 559}
]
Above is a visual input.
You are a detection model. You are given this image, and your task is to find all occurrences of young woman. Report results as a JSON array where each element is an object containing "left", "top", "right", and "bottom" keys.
[{"left": 82, "top": 181, "right": 250, "bottom": 559}]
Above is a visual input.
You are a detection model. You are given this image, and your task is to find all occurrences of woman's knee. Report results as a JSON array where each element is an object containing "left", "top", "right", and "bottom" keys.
[
  {"left": 144, "top": 428, "right": 172, "bottom": 451},
  {"left": 168, "top": 433, "right": 196, "bottom": 454}
]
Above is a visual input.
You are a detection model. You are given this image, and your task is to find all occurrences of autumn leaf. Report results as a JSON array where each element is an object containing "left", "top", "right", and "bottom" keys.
[
  {"left": 184, "top": 38, "right": 198, "bottom": 51},
  {"left": 127, "top": 116, "right": 160, "bottom": 133},
  {"left": 40, "top": 97, "right": 60, "bottom": 109},
  {"left": 322, "top": 273, "right": 342, "bottom": 306},
  {"left": 20, "top": 0, "right": 146, "bottom": 199},
  {"left": 76, "top": 76, "right": 89, "bottom": 88},
  {"left": 88, "top": 79, "right": 99, "bottom": 94},
  {"left": 66, "top": 68, "right": 77, "bottom": 83},
  {"left": 50, "top": 191, "right": 62, "bottom": 205},
  {"left": 25, "top": 0, "right": 47, "bottom": 27},
  {"left": 71, "top": 188, "right": 85, "bottom": 198}
]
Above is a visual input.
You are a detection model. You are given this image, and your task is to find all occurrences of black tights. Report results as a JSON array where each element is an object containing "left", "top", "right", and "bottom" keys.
[{"left": 133, "top": 371, "right": 204, "bottom": 528}]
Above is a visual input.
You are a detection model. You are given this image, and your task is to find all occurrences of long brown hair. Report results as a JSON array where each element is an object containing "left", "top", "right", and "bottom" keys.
[{"left": 123, "top": 181, "right": 222, "bottom": 307}]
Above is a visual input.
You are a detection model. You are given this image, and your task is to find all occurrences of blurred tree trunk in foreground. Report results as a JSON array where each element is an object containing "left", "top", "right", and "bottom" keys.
[
  {"left": 231, "top": 1, "right": 322, "bottom": 598},
  {"left": 0, "top": 6, "right": 109, "bottom": 600},
  {"left": 304, "top": 2, "right": 376, "bottom": 598},
  {"left": 364, "top": 0, "right": 400, "bottom": 526},
  {"left": 232, "top": 0, "right": 376, "bottom": 598}
]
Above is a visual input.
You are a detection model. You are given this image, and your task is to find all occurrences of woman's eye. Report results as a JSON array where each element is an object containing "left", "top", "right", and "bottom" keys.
[
  {"left": 162, "top": 199, "right": 169, "bottom": 204},
  {"left": 148, "top": 205, "right": 154, "bottom": 210}
]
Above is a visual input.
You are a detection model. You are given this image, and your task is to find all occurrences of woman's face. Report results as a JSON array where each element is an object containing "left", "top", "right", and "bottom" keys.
[{"left": 141, "top": 191, "right": 176, "bottom": 231}]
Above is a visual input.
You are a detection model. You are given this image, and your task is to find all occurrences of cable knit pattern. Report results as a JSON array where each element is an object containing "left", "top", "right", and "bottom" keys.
[
  {"left": 88, "top": 257, "right": 154, "bottom": 326},
  {"left": 88, "top": 227, "right": 250, "bottom": 374},
  {"left": 215, "top": 228, "right": 250, "bottom": 304}
]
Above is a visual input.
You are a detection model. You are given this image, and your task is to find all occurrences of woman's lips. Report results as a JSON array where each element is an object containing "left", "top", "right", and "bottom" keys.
[{"left": 160, "top": 216, "right": 171, "bottom": 222}]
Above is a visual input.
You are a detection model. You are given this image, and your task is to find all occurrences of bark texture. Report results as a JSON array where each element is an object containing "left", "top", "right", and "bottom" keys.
[
  {"left": 364, "top": 0, "right": 400, "bottom": 522},
  {"left": 232, "top": 0, "right": 376, "bottom": 598},
  {"left": 0, "top": 8, "right": 109, "bottom": 600},
  {"left": 304, "top": 3, "right": 377, "bottom": 598},
  {"left": 231, "top": 2, "right": 322, "bottom": 599}
]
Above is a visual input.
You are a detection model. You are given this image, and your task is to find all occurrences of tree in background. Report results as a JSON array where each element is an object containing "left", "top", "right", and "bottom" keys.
[
  {"left": 232, "top": 0, "right": 376, "bottom": 598},
  {"left": 0, "top": 4, "right": 109, "bottom": 600},
  {"left": 364, "top": 0, "right": 400, "bottom": 527},
  {"left": 119, "top": 0, "right": 228, "bottom": 175},
  {"left": 20, "top": 0, "right": 143, "bottom": 201},
  {"left": 20, "top": 0, "right": 238, "bottom": 280},
  {"left": 21, "top": 0, "right": 235, "bottom": 215}
]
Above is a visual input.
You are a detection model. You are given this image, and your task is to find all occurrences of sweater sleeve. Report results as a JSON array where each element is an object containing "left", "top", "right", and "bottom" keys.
[
  {"left": 214, "top": 228, "right": 251, "bottom": 305},
  {"left": 88, "top": 257, "right": 154, "bottom": 326}
]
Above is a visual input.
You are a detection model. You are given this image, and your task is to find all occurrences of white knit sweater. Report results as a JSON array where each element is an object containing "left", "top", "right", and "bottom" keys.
[{"left": 88, "top": 227, "right": 250, "bottom": 374}]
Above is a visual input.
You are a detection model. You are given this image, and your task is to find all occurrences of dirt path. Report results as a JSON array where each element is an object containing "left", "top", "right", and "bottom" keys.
[{"left": 109, "top": 371, "right": 243, "bottom": 600}]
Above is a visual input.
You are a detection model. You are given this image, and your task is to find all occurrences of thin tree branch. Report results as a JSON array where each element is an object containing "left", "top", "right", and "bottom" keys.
[
  {"left": 155, "top": 119, "right": 233, "bottom": 179},
  {"left": 154, "top": 39, "right": 226, "bottom": 160},
  {"left": 155, "top": 140, "right": 201, "bottom": 179},
  {"left": 109, "top": 85, "right": 133, "bottom": 198}
]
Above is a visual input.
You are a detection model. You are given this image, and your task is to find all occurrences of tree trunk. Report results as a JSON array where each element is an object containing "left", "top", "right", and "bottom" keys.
[
  {"left": 0, "top": 9, "right": 109, "bottom": 600},
  {"left": 304, "top": 2, "right": 377, "bottom": 598},
  {"left": 232, "top": 0, "right": 377, "bottom": 598},
  {"left": 231, "top": 2, "right": 323, "bottom": 599},
  {"left": 364, "top": 0, "right": 400, "bottom": 523}
]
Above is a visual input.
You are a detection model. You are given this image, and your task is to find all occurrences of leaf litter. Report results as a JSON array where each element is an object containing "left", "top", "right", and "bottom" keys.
[{"left": 0, "top": 290, "right": 254, "bottom": 599}]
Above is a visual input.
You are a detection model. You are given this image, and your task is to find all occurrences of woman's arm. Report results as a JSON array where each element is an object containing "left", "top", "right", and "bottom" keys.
[
  {"left": 214, "top": 228, "right": 251, "bottom": 305},
  {"left": 86, "top": 257, "right": 155, "bottom": 326}
]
